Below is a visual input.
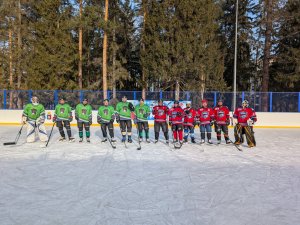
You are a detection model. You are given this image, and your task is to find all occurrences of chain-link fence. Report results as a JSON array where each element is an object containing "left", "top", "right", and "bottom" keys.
[{"left": 1, "top": 90, "right": 299, "bottom": 112}]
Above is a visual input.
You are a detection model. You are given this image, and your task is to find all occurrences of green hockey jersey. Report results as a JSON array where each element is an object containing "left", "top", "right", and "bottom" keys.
[
  {"left": 75, "top": 104, "right": 92, "bottom": 123},
  {"left": 22, "top": 103, "right": 45, "bottom": 121},
  {"left": 54, "top": 103, "right": 72, "bottom": 120},
  {"left": 97, "top": 105, "right": 115, "bottom": 123},
  {"left": 116, "top": 102, "right": 134, "bottom": 120},
  {"left": 135, "top": 103, "right": 150, "bottom": 122}
]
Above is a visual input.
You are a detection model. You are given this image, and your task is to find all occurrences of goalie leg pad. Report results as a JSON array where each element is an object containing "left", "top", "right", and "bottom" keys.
[
  {"left": 26, "top": 121, "right": 36, "bottom": 143},
  {"left": 37, "top": 123, "right": 48, "bottom": 142}
]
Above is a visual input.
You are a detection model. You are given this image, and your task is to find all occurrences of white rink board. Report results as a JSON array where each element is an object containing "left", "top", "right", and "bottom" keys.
[
  {"left": 0, "top": 127, "right": 299, "bottom": 225},
  {"left": 0, "top": 110, "right": 300, "bottom": 127}
]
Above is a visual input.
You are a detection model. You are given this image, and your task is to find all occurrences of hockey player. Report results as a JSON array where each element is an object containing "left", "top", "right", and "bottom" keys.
[
  {"left": 97, "top": 99, "right": 116, "bottom": 142},
  {"left": 53, "top": 98, "right": 75, "bottom": 142},
  {"left": 134, "top": 98, "right": 150, "bottom": 143},
  {"left": 152, "top": 99, "right": 169, "bottom": 143},
  {"left": 75, "top": 98, "right": 92, "bottom": 142},
  {"left": 183, "top": 102, "right": 197, "bottom": 143},
  {"left": 233, "top": 100, "right": 257, "bottom": 148},
  {"left": 116, "top": 96, "right": 135, "bottom": 143},
  {"left": 168, "top": 100, "right": 184, "bottom": 144},
  {"left": 22, "top": 96, "right": 48, "bottom": 143},
  {"left": 213, "top": 99, "right": 231, "bottom": 144},
  {"left": 197, "top": 99, "right": 214, "bottom": 144}
]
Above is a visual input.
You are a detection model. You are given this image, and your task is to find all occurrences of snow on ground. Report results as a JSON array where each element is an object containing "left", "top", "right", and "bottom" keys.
[{"left": 0, "top": 125, "right": 299, "bottom": 225}]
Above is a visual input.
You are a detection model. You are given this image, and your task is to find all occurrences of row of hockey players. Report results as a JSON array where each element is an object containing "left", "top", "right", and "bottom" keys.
[{"left": 21, "top": 95, "right": 257, "bottom": 147}]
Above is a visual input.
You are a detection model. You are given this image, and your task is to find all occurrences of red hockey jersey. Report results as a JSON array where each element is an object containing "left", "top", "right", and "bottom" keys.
[
  {"left": 197, "top": 107, "right": 214, "bottom": 125},
  {"left": 152, "top": 105, "right": 169, "bottom": 122},
  {"left": 233, "top": 107, "right": 257, "bottom": 126},
  {"left": 213, "top": 106, "right": 230, "bottom": 125},
  {"left": 183, "top": 107, "right": 197, "bottom": 126},
  {"left": 169, "top": 106, "right": 184, "bottom": 124}
]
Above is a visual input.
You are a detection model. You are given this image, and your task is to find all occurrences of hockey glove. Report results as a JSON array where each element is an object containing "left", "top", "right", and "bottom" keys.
[
  {"left": 37, "top": 116, "right": 45, "bottom": 124},
  {"left": 116, "top": 117, "right": 120, "bottom": 124},
  {"left": 69, "top": 116, "right": 73, "bottom": 122},
  {"left": 97, "top": 116, "right": 102, "bottom": 124},
  {"left": 52, "top": 116, "right": 57, "bottom": 122},
  {"left": 22, "top": 116, "right": 27, "bottom": 124},
  {"left": 168, "top": 121, "right": 172, "bottom": 126},
  {"left": 176, "top": 112, "right": 182, "bottom": 116},
  {"left": 143, "top": 113, "right": 149, "bottom": 119},
  {"left": 129, "top": 103, "right": 135, "bottom": 112},
  {"left": 185, "top": 110, "right": 190, "bottom": 114},
  {"left": 110, "top": 118, "right": 114, "bottom": 123},
  {"left": 210, "top": 121, "right": 214, "bottom": 126},
  {"left": 226, "top": 119, "right": 230, "bottom": 126},
  {"left": 134, "top": 118, "right": 137, "bottom": 124}
]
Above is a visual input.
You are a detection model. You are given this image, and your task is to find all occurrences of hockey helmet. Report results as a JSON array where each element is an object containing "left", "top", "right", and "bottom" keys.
[{"left": 242, "top": 100, "right": 249, "bottom": 106}]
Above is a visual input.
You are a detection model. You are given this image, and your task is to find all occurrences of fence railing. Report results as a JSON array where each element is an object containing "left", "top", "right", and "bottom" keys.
[{"left": 1, "top": 90, "right": 299, "bottom": 112}]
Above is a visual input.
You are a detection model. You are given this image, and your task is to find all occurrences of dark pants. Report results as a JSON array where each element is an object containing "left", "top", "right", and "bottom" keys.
[
  {"left": 101, "top": 122, "right": 114, "bottom": 138},
  {"left": 234, "top": 124, "right": 256, "bottom": 146},
  {"left": 120, "top": 120, "right": 132, "bottom": 137},
  {"left": 56, "top": 120, "right": 72, "bottom": 138},
  {"left": 215, "top": 124, "right": 229, "bottom": 141},
  {"left": 184, "top": 126, "right": 195, "bottom": 140},
  {"left": 200, "top": 124, "right": 212, "bottom": 140},
  {"left": 154, "top": 121, "right": 169, "bottom": 140},
  {"left": 77, "top": 122, "right": 90, "bottom": 138},
  {"left": 137, "top": 122, "right": 149, "bottom": 138}
]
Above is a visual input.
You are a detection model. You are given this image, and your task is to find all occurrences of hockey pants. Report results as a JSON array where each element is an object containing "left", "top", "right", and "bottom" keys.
[
  {"left": 101, "top": 122, "right": 114, "bottom": 138},
  {"left": 215, "top": 124, "right": 229, "bottom": 141},
  {"left": 77, "top": 122, "right": 90, "bottom": 138},
  {"left": 172, "top": 124, "right": 183, "bottom": 141},
  {"left": 137, "top": 122, "right": 149, "bottom": 139},
  {"left": 56, "top": 120, "right": 72, "bottom": 139},
  {"left": 154, "top": 122, "right": 169, "bottom": 140},
  {"left": 120, "top": 120, "right": 132, "bottom": 137}
]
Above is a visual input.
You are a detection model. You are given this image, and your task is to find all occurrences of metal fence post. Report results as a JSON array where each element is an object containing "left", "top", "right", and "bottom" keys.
[
  {"left": 54, "top": 90, "right": 58, "bottom": 105},
  {"left": 214, "top": 92, "right": 217, "bottom": 106},
  {"left": 80, "top": 90, "right": 84, "bottom": 102},
  {"left": 160, "top": 91, "right": 163, "bottom": 100},
  {"left": 133, "top": 91, "right": 136, "bottom": 100},
  {"left": 28, "top": 90, "right": 33, "bottom": 102},
  {"left": 242, "top": 92, "right": 245, "bottom": 102},
  {"left": 298, "top": 92, "right": 300, "bottom": 112},
  {"left": 269, "top": 92, "right": 273, "bottom": 112},
  {"left": 3, "top": 90, "right": 7, "bottom": 109},
  {"left": 107, "top": 90, "right": 111, "bottom": 99}
]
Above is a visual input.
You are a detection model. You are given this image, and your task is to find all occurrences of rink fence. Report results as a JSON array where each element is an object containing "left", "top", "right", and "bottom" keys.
[{"left": 0, "top": 90, "right": 300, "bottom": 112}]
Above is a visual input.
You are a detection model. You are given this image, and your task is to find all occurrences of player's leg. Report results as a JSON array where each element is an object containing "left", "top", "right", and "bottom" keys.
[
  {"left": 127, "top": 120, "right": 132, "bottom": 142},
  {"left": 234, "top": 124, "right": 242, "bottom": 144},
  {"left": 84, "top": 122, "right": 91, "bottom": 142},
  {"left": 222, "top": 125, "right": 230, "bottom": 144},
  {"left": 183, "top": 126, "right": 189, "bottom": 142},
  {"left": 101, "top": 123, "right": 108, "bottom": 141},
  {"left": 190, "top": 126, "right": 195, "bottom": 143},
  {"left": 154, "top": 122, "right": 160, "bottom": 142},
  {"left": 26, "top": 121, "right": 36, "bottom": 143},
  {"left": 37, "top": 122, "right": 48, "bottom": 142},
  {"left": 244, "top": 126, "right": 256, "bottom": 147},
  {"left": 172, "top": 124, "right": 178, "bottom": 142},
  {"left": 63, "top": 121, "right": 73, "bottom": 141},
  {"left": 206, "top": 124, "right": 212, "bottom": 144},
  {"left": 108, "top": 121, "right": 115, "bottom": 141},
  {"left": 200, "top": 125, "right": 205, "bottom": 143},
  {"left": 215, "top": 123, "right": 222, "bottom": 144},
  {"left": 162, "top": 122, "right": 169, "bottom": 142},
  {"left": 120, "top": 120, "right": 126, "bottom": 142},
  {"left": 77, "top": 122, "right": 84, "bottom": 142},
  {"left": 178, "top": 124, "right": 183, "bottom": 143},
  {"left": 56, "top": 121, "right": 65, "bottom": 141},
  {"left": 144, "top": 122, "right": 150, "bottom": 142},
  {"left": 137, "top": 122, "right": 143, "bottom": 140}
]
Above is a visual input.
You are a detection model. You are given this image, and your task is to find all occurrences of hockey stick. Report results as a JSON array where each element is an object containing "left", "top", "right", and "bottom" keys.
[
  {"left": 44, "top": 122, "right": 56, "bottom": 148},
  {"left": 107, "top": 136, "right": 116, "bottom": 149},
  {"left": 3, "top": 124, "right": 25, "bottom": 145}
]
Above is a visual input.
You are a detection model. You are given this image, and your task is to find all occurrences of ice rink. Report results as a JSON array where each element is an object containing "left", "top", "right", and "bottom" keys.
[{"left": 0, "top": 125, "right": 299, "bottom": 225}]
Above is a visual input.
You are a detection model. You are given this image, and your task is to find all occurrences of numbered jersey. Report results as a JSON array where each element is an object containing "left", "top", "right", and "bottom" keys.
[
  {"left": 233, "top": 107, "right": 257, "bottom": 126},
  {"left": 197, "top": 107, "right": 214, "bottom": 125},
  {"left": 23, "top": 103, "right": 45, "bottom": 121},
  {"left": 152, "top": 105, "right": 169, "bottom": 122},
  {"left": 183, "top": 107, "right": 197, "bottom": 126},
  {"left": 98, "top": 105, "right": 115, "bottom": 122},
  {"left": 75, "top": 104, "right": 92, "bottom": 123},
  {"left": 213, "top": 106, "right": 230, "bottom": 125},
  {"left": 135, "top": 104, "right": 150, "bottom": 122},
  {"left": 54, "top": 103, "right": 72, "bottom": 120},
  {"left": 116, "top": 102, "right": 134, "bottom": 120},
  {"left": 168, "top": 106, "right": 184, "bottom": 124}
]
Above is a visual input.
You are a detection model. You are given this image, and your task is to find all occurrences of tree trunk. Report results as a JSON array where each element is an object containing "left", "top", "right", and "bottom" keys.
[
  {"left": 199, "top": 66, "right": 205, "bottom": 100},
  {"left": 175, "top": 80, "right": 180, "bottom": 101},
  {"left": 17, "top": 0, "right": 22, "bottom": 89},
  {"left": 9, "top": 27, "right": 13, "bottom": 109},
  {"left": 112, "top": 16, "right": 116, "bottom": 99},
  {"left": 102, "top": 0, "right": 109, "bottom": 99},
  {"left": 141, "top": 6, "right": 147, "bottom": 100},
  {"left": 262, "top": 0, "right": 273, "bottom": 111},
  {"left": 78, "top": 0, "right": 83, "bottom": 89}
]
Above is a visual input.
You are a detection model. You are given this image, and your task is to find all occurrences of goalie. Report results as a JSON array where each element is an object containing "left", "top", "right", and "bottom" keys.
[
  {"left": 233, "top": 100, "right": 257, "bottom": 148},
  {"left": 22, "top": 96, "right": 48, "bottom": 143}
]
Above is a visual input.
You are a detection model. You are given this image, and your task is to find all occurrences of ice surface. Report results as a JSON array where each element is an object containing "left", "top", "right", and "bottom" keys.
[{"left": 0, "top": 126, "right": 300, "bottom": 225}]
